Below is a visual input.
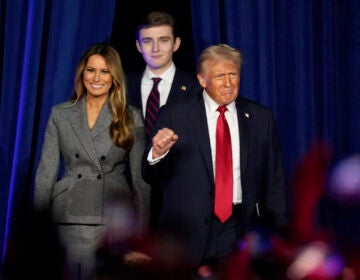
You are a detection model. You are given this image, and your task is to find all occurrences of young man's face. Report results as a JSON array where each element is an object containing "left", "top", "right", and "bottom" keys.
[{"left": 136, "top": 25, "right": 180, "bottom": 75}]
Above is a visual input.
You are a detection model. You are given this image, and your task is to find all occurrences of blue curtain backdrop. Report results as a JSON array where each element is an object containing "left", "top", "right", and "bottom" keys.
[
  {"left": 191, "top": 0, "right": 360, "bottom": 175},
  {"left": 0, "top": 0, "right": 117, "bottom": 261},
  {"left": 1, "top": 0, "right": 360, "bottom": 265}
]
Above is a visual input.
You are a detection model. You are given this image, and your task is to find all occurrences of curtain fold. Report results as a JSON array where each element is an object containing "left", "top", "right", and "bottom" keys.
[
  {"left": 0, "top": 0, "right": 116, "bottom": 261},
  {"left": 191, "top": 0, "right": 360, "bottom": 175}
]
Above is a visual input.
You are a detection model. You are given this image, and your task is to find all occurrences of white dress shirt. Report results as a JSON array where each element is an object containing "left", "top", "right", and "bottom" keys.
[
  {"left": 203, "top": 91, "right": 242, "bottom": 204},
  {"left": 141, "top": 63, "right": 176, "bottom": 118}
]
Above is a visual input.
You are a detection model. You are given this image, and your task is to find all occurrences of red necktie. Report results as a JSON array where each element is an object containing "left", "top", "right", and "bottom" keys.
[
  {"left": 145, "top": 77, "right": 161, "bottom": 136},
  {"left": 214, "top": 106, "right": 233, "bottom": 223}
]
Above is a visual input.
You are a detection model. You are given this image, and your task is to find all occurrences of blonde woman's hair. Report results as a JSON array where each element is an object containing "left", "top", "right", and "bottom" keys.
[{"left": 72, "top": 43, "right": 134, "bottom": 150}]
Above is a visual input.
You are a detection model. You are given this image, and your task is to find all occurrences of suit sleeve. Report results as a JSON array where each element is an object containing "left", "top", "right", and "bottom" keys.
[
  {"left": 261, "top": 112, "right": 288, "bottom": 229},
  {"left": 141, "top": 105, "right": 173, "bottom": 185},
  {"left": 34, "top": 108, "right": 61, "bottom": 212}
]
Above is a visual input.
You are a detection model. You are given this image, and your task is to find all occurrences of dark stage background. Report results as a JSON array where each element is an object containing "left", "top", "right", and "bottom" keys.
[
  {"left": 110, "top": 0, "right": 196, "bottom": 74},
  {"left": 1, "top": 0, "right": 360, "bottom": 265}
]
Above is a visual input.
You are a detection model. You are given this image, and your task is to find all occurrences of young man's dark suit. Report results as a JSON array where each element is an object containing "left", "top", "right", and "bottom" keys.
[
  {"left": 141, "top": 91, "right": 288, "bottom": 266},
  {"left": 126, "top": 68, "right": 202, "bottom": 230},
  {"left": 126, "top": 68, "right": 201, "bottom": 115}
]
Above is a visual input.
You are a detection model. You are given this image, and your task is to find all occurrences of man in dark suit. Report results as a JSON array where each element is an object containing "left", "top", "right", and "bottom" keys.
[
  {"left": 126, "top": 11, "right": 201, "bottom": 230},
  {"left": 141, "top": 44, "right": 288, "bottom": 271},
  {"left": 126, "top": 11, "right": 201, "bottom": 136}
]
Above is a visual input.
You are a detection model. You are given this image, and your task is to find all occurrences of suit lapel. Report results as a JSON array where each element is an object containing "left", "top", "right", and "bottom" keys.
[
  {"left": 167, "top": 69, "right": 192, "bottom": 102},
  {"left": 91, "top": 102, "right": 111, "bottom": 138},
  {"left": 70, "top": 98, "right": 102, "bottom": 170},
  {"left": 236, "top": 98, "right": 251, "bottom": 179},
  {"left": 187, "top": 95, "right": 214, "bottom": 184}
]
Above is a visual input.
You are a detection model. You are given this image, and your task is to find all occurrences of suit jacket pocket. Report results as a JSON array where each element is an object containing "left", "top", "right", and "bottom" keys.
[{"left": 51, "top": 178, "right": 71, "bottom": 199}]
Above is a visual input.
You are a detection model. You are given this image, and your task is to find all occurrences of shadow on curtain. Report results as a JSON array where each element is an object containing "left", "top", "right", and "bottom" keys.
[{"left": 0, "top": 0, "right": 116, "bottom": 262}]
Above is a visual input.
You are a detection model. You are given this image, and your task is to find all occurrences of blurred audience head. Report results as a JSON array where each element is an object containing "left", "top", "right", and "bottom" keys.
[{"left": 327, "top": 154, "right": 360, "bottom": 205}]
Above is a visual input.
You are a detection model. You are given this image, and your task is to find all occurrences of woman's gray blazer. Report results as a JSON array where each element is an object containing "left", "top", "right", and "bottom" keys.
[{"left": 34, "top": 97, "right": 150, "bottom": 228}]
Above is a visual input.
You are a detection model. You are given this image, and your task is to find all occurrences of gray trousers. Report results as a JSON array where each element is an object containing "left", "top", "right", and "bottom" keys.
[{"left": 57, "top": 224, "right": 106, "bottom": 280}]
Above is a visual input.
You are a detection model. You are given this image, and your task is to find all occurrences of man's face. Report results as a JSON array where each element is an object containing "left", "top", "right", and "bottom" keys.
[
  {"left": 197, "top": 59, "right": 240, "bottom": 106},
  {"left": 136, "top": 25, "right": 180, "bottom": 75}
]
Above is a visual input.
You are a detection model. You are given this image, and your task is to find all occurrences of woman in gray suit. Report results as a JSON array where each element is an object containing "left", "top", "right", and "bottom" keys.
[{"left": 34, "top": 44, "right": 150, "bottom": 279}]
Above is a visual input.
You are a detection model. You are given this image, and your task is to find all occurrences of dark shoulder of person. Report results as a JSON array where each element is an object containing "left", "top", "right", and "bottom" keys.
[
  {"left": 235, "top": 96, "right": 278, "bottom": 124},
  {"left": 174, "top": 67, "right": 202, "bottom": 93},
  {"left": 125, "top": 71, "right": 143, "bottom": 108}
]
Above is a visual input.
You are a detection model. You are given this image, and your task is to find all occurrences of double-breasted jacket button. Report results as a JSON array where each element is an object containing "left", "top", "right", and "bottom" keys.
[
  {"left": 77, "top": 174, "right": 82, "bottom": 179},
  {"left": 75, "top": 153, "right": 80, "bottom": 158},
  {"left": 204, "top": 219, "right": 210, "bottom": 225},
  {"left": 100, "top": 156, "right": 106, "bottom": 161},
  {"left": 97, "top": 174, "right": 102, "bottom": 179}
]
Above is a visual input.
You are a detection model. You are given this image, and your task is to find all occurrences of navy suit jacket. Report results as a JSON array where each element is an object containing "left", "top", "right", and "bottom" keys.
[
  {"left": 126, "top": 68, "right": 202, "bottom": 118},
  {"left": 141, "top": 92, "right": 288, "bottom": 265}
]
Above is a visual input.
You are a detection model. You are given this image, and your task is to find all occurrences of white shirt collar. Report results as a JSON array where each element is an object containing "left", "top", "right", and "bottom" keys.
[
  {"left": 203, "top": 90, "right": 237, "bottom": 115},
  {"left": 144, "top": 63, "right": 176, "bottom": 84}
]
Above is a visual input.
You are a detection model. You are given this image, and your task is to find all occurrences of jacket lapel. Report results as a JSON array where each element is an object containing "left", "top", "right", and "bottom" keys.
[
  {"left": 236, "top": 98, "right": 251, "bottom": 179},
  {"left": 70, "top": 98, "right": 102, "bottom": 170},
  {"left": 187, "top": 94, "right": 214, "bottom": 185},
  {"left": 91, "top": 102, "right": 111, "bottom": 138},
  {"left": 168, "top": 69, "right": 192, "bottom": 102}
]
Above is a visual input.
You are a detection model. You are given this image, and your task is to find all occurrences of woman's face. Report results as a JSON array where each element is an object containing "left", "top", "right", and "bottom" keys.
[{"left": 83, "top": 54, "right": 113, "bottom": 98}]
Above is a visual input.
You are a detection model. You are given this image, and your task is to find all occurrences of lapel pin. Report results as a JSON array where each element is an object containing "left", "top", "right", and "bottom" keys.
[
  {"left": 181, "top": 85, "right": 187, "bottom": 91},
  {"left": 244, "top": 112, "right": 250, "bottom": 119}
]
